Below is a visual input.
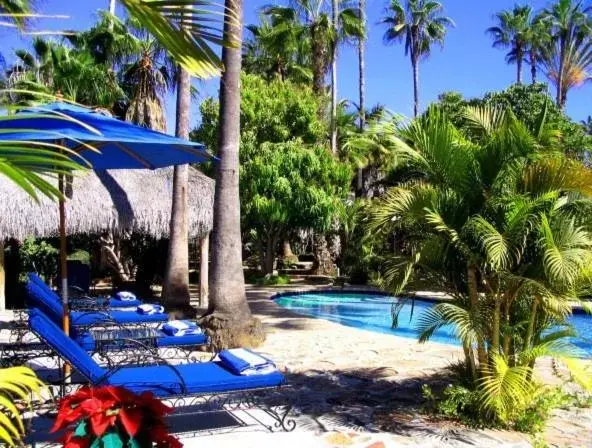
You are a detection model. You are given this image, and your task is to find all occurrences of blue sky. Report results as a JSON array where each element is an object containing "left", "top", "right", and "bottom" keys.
[{"left": 1, "top": 0, "right": 591, "bottom": 133}]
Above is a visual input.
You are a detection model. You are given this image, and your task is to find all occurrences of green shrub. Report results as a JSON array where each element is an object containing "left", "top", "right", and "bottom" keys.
[
  {"left": 257, "top": 274, "right": 291, "bottom": 286},
  {"left": 422, "top": 382, "right": 576, "bottom": 434},
  {"left": 514, "top": 388, "right": 571, "bottom": 434},
  {"left": 67, "top": 250, "right": 90, "bottom": 265},
  {"left": 19, "top": 238, "right": 58, "bottom": 282}
]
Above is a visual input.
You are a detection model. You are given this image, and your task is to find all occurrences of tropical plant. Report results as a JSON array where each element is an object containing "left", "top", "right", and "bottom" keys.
[
  {"left": 381, "top": 0, "right": 454, "bottom": 117},
  {"left": 434, "top": 83, "right": 592, "bottom": 160},
  {"left": 243, "top": 12, "right": 312, "bottom": 83},
  {"left": 487, "top": 5, "right": 537, "bottom": 84},
  {"left": 525, "top": 14, "right": 552, "bottom": 84},
  {"left": 0, "top": 367, "right": 44, "bottom": 447},
  {"left": 241, "top": 140, "right": 350, "bottom": 274},
  {"left": 194, "top": 74, "right": 328, "bottom": 274},
  {"left": 368, "top": 104, "right": 592, "bottom": 424},
  {"left": 538, "top": 0, "right": 592, "bottom": 108},
  {"left": 51, "top": 385, "right": 181, "bottom": 448},
  {"left": 540, "top": 33, "right": 592, "bottom": 109}
]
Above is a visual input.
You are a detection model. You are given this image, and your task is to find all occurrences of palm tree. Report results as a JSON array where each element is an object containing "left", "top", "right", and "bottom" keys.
[
  {"left": 525, "top": 14, "right": 551, "bottom": 84},
  {"left": 539, "top": 0, "right": 592, "bottom": 108},
  {"left": 203, "top": 0, "right": 264, "bottom": 348},
  {"left": 368, "top": 106, "right": 592, "bottom": 416},
  {"left": 487, "top": 5, "right": 534, "bottom": 85},
  {"left": 356, "top": 0, "right": 366, "bottom": 191},
  {"left": 243, "top": 13, "right": 311, "bottom": 83},
  {"left": 162, "top": 65, "right": 191, "bottom": 307},
  {"left": 381, "top": 0, "right": 454, "bottom": 117},
  {"left": 163, "top": 10, "right": 191, "bottom": 307}
]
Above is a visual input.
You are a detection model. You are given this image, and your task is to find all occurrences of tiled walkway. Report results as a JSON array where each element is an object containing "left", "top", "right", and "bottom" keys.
[{"left": 243, "top": 284, "right": 592, "bottom": 448}]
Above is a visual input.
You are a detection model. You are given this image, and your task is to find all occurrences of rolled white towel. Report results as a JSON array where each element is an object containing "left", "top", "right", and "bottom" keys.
[
  {"left": 137, "top": 304, "right": 165, "bottom": 315},
  {"left": 115, "top": 291, "right": 137, "bottom": 301},
  {"left": 219, "top": 348, "right": 277, "bottom": 376},
  {"left": 161, "top": 320, "right": 202, "bottom": 337}
]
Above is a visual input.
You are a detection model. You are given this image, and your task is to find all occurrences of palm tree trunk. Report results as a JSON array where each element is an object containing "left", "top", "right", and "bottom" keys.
[
  {"left": 557, "top": 37, "right": 566, "bottom": 108},
  {"left": 356, "top": 0, "right": 366, "bottom": 193},
  {"left": 468, "top": 265, "right": 487, "bottom": 374},
  {"left": 524, "top": 297, "right": 539, "bottom": 351},
  {"left": 330, "top": 0, "right": 338, "bottom": 155},
  {"left": 162, "top": 66, "right": 191, "bottom": 308},
  {"left": 530, "top": 50, "right": 537, "bottom": 84},
  {"left": 516, "top": 52, "right": 523, "bottom": 85},
  {"left": 311, "top": 25, "right": 325, "bottom": 95},
  {"left": 109, "top": 0, "right": 116, "bottom": 14},
  {"left": 202, "top": 0, "right": 264, "bottom": 349},
  {"left": 412, "top": 55, "right": 419, "bottom": 117}
]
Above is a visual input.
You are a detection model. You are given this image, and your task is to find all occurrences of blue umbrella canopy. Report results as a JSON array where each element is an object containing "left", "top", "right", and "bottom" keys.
[{"left": 0, "top": 102, "right": 214, "bottom": 169}]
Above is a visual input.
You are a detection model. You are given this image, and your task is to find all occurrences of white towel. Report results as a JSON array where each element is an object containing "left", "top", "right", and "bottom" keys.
[
  {"left": 116, "top": 291, "right": 137, "bottom": 301},
  {"left": 161, "top": 320, "right": 202, "bottom": 337},
  {"left": 137, "top": 304, "right": 165, "bottom": 315},
  {"left": 227, "top": 348, "right": 270, "bottom": 367}
]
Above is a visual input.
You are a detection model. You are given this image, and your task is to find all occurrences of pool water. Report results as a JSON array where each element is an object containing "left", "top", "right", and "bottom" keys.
[{"left": 274, "top": 292, "right": 592, "bottom": 358}]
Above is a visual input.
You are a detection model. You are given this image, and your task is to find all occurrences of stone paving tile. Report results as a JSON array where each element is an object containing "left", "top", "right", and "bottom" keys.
[{"left": 245, "top": 284, "right": 591, "bottom": 448}]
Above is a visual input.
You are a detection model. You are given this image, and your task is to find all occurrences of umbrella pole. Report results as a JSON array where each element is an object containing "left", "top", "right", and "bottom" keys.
[{"left": 58, "top": 174, "right": 71, "bottom": 380}]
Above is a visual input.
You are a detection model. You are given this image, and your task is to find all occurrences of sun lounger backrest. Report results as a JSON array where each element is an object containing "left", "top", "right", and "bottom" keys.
[
  {"left": 26, "top": 281, "right": 63, "bottom": 322},
  {"left": 28, "top": 308, "right": 106, "bottom": 383},
  {"left": 28, "top": 273, "right": 61, "bottom": 302}
]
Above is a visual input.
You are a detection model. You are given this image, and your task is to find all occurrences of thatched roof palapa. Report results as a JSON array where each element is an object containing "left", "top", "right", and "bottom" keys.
[{"left": 0, "top": 167, "right": 214, "bottom": 240}]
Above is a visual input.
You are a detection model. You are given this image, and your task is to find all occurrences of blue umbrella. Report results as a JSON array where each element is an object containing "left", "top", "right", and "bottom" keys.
[
  {"left": 0, "top": 102, "right": 214, "bottom": 168},
  {"left": 0, "top": 102, "right": 214, "bottom": 342}
]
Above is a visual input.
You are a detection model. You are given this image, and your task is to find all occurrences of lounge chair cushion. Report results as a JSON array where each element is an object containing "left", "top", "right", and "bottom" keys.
[
  {"left": 28, "top": 273, "right": 142, "bottom": 308},
  {"left": 28, "top": 309, "right": 285, "bottom": 397},
  {"left": 26, "top": 281, "right": 167, "bottom": 326},
  {"left": 75, "top": 330, "right": 208, "bottom": 351},
  {"left": 28, "top": 308, "right": 107, "bottom": 383},
  {"left": 106, "top": 361, "right": 285, "bottom": 396}
]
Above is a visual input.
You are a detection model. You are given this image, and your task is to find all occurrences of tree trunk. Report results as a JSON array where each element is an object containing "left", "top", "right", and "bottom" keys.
[
  {"left": 264, "top": 235, "right": 276, "bottom": 275},
  {"left": 516, "top": 48, "right": 523, "bottom": 84},
  {"left": 557, "top": 37, "right": 566, "bottom": 108},
  {"left": 467, "top": 265, "right": 487, "bottom": 373},
  {"left": 330, "top": 0, "right": 338, "bottom": 155},
  {"left": 282, "top": 240, "right": 295, "bottom": 258},
  {"left": 162, "top": 66, "right": 191, "bottom": 308},
  {"left": 311, "top": 24, "right": 327, "bottom": 95},
  {"left": 524, "top": 297, "right": 539, "bottom": 352},
  {"left": 201, "top": 0, "right": 264, "bottom": 350},
  {"left": 109, "top": 0, "right": 116, "bottom": 14},
  {"left": 492, "top": 296, "right": 501, "bottom": 356},
  {"left": 0, "top": 241, "right": 5, "bottom": 311},
  {"left": 412, "top": 56, "right": 419, "bottom": 117},
  {"left": 530, "top": 50, "right": 536, "bottom": 84},
  {"left": 356, "top": 0, "right": 366, "bottom": 193},
  {"left": 199, "top": 233, "right": 209, "bottom": 309}
]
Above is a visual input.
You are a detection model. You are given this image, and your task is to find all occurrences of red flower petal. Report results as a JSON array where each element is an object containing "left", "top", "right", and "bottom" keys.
[
  {"left": 119, "top": 407, "right": 142, "bottom": 437},
  {"left": 64, "top": 438, "right": 90, "bottom": 448},
  {"left": 89, "top": 412, "right": 116, "bottom": 437}
]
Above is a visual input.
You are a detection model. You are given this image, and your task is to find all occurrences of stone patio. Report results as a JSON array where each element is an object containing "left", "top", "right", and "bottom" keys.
[{"left": 243, "top": 283, "right": 592, "bottom": 448}]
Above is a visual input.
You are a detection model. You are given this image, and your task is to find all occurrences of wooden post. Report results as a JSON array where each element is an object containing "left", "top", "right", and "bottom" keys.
[
  {"left": 199, "top": 233, "right": 209, "bottom": 309},
  {"left": 59, "top": 174, "right": 71, "bottom": 379},
  {"left": 0, "top": 240, "right": 5, "bottom": 311}
]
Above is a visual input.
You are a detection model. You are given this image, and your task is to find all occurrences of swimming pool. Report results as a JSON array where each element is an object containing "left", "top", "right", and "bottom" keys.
[{"left": 274, "top": 291, "right": 592, "bottom": 358}]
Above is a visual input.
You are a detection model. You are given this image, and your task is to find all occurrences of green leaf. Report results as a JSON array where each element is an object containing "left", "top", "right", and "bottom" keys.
[
  {"left": 127, "top": 438, "right": 141, "bottom": 448},
  {"left": 101, "top": 432, "right": 123, "bottom": 448},
  {"left": 74, "top": 421, "right": 88, "bottom": 438}
]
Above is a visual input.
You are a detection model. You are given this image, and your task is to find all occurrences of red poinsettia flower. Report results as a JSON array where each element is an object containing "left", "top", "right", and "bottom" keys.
[{"left": 52, "top": 385, "right": 182, "bottom": 447}]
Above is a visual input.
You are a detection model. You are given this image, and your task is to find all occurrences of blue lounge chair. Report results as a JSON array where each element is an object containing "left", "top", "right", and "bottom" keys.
[
  {"left": 28, "top": 309, "right": 294, "bottom": 431},
  {"left": 28, "top": 273, "right": 143, "bottom": 308},
  {"left": 26, "top": 280, "right": 167, "bottom": 327}
]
